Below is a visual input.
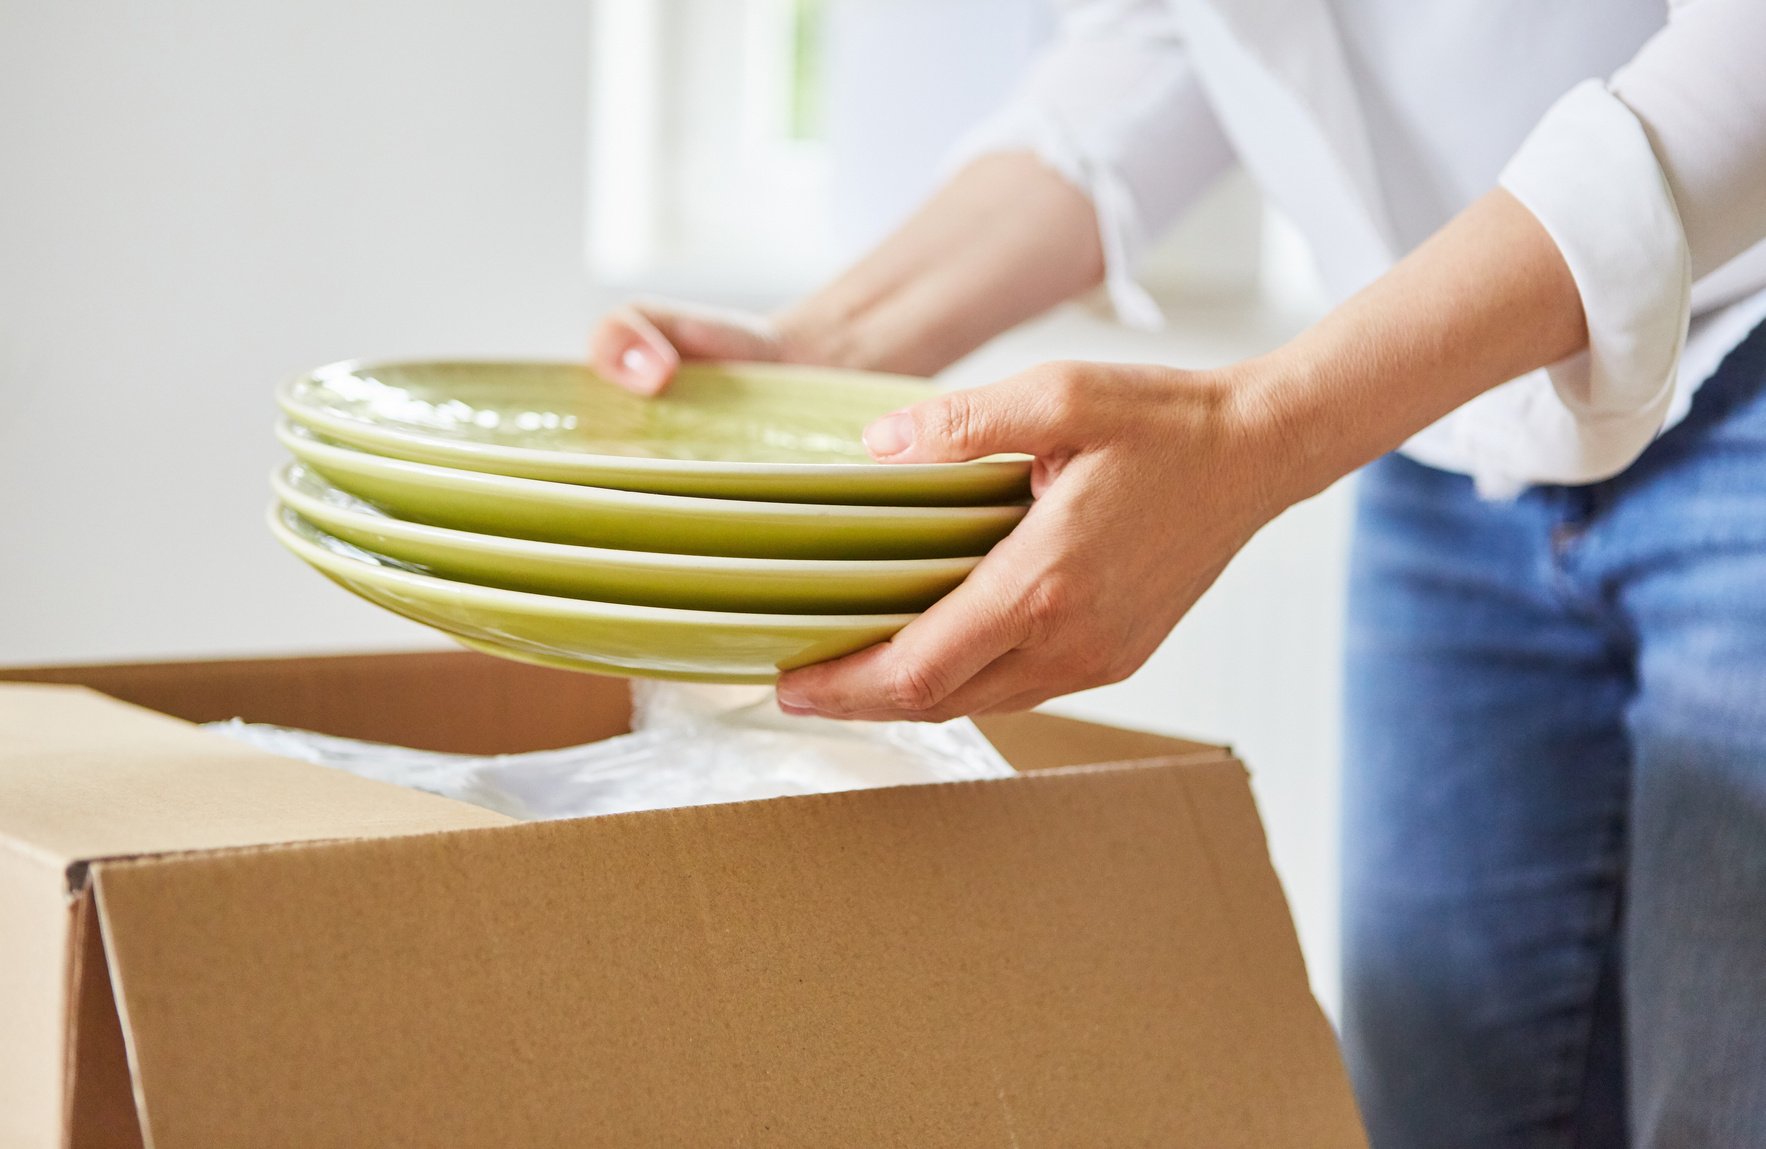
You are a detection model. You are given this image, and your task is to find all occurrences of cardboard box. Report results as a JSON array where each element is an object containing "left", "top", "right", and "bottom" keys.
[{"left": 0, "top": 651, "right": 1366, "bottom": 1148}]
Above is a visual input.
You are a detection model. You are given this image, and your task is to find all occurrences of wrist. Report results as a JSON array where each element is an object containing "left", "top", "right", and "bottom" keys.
[
  {"left": 771, "top": 299, "right": 881, "bottom": 373},
  {"left": 1217, "top": 350, "right": 1354, "bottom": 512}
]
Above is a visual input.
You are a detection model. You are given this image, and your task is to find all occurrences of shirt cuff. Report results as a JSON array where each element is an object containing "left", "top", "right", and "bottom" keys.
[{"left": 1428, "top": 79, "right": 1691, "bottom": 497}]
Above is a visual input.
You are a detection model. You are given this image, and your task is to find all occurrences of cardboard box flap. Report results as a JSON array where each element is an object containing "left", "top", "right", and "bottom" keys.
[
  {"left": 91, "top": 759, "right": 1366, "bottom": 1148},
  {"left": 0, "top": 684, "right": 512, "bottom": 872},
  {"left": 0, "top": 847, "right": 77, "bottom": 1149},
  {"left": 64, "top": 888, "right": 144, "bottom": 1149},
  {"left": 975, "top": 710, "right": 1230, "bottom": 771}
]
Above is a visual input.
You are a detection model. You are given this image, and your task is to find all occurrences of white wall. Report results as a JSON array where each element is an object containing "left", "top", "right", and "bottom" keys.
[
  {"left": 0, "top": 1, "right": 1349, "bottom": 1012},
  {"left": 0, "top": 0, "right": 592, "bottom": 664}
]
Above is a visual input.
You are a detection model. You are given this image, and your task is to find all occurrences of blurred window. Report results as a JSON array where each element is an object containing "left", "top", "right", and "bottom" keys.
[{"left": 586, "top": 0, "right": 1269, "bottom": 311}]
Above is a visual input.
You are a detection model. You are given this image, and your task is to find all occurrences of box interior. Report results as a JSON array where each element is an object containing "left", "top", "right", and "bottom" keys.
[{"left": 0, "top": 650, "right": 633, "bottom": 755}]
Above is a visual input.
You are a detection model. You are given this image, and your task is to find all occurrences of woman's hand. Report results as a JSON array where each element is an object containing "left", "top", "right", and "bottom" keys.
[
  {"left": 588, "top": 300, "right": 801, "bottom": 395},
  {"left": 772, "top": 359, "right": 1299, "bottom": 721},
  {"left": 585, "top": 154, "right": 1112, "bottom": 394},
  {"left": 772, "top": 189, "right": 1589, "bottom": 721},
  {"left": 595, "top": 189, "right": 1583, "bottom": 721}
]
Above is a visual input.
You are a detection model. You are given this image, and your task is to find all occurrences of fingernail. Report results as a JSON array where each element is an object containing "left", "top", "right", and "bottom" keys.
[
  {"left": 863, "top": 411, "right": 914, "bottom": 458},
  {"left": 620, "top": 345, "right": 657, "bottom": 385}
]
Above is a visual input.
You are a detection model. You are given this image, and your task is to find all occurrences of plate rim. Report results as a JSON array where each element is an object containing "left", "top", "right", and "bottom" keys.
[
  {"left": 276, "top": 420, "right": 1029, "bottom": 525},
  {"left": 272, "top": 462, "right": 986, "bottom": 577},
  {"left": 276, "top": 357, "right": 1033, "bottom": 481},
  {"left": 270, "top": 504, "right": 921, "bottom": 629},
  {"left": 446, "top": 634, "right": 785, "bottom": 684}
]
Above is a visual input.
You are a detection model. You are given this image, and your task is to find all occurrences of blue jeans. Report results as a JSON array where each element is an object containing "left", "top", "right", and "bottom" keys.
[{"left": 1342, "top": 323, "right": 1766, "bottom": 1148}]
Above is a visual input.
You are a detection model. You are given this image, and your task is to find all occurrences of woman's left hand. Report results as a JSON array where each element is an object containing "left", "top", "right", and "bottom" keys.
[{"left": 773, "top": 359, "right": 1300, "bottom": 721}]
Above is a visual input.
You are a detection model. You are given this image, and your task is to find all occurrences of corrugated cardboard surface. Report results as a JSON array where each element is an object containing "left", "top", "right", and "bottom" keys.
[
  {"left": 2, "top": 653, "right": 1364, "bottom": 1147},
  {"left": 93, "top": 760, "right": 1365, "bottom": 1148},
  {"left": 0, "top": 680, "right": 511, "bottom": 1149},
  {"left": 0, "top": 849, "right": 68, "bottom": 1149},
  {"left": 0, "top": 684, "right": 512, "bottom": 867},
  {"left": 975, "top": 709, "right": 1226, "bottom": 771},
  {"left": 64, "top": 892, "right": 142, "bottom": 1149}
]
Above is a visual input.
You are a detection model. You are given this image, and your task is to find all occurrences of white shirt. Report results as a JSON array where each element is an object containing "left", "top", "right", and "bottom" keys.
[{"left": 955, "top": 0, "right": 1766, "bottom": 496}]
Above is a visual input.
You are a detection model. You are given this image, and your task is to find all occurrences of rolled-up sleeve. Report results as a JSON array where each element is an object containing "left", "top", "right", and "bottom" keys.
[
  {"left": 1489, "top": 0, "right": 1766, "bottom": 487},
  {"left": 947, "top": 0, "right": 1235, "bottom": 328},
  {"left": 1613, "top": 0, "right": 1766, "bottom": 283}
]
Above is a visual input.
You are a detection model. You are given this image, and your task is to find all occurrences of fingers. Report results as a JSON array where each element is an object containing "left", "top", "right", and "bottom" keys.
[
  {"left": 785, "top": 368, "right": 1097, "bottom": 719},
  {"left": 589, "top": 300, "right": 785, "bottom": 396},
  {"left": 774, "top": 361, "right": 1242, "bottom": 724},
  {"left": 644, "top": 302, "right": 783, "bottom": 362},
  {"left": 588, "top": 305, "right": 682, "bottom": 395},
  {"left": 780, "top": 652, "right": 1040, "bottom": 723},
  {"left": 774, "top": 550, "right": 1044, "bottom": 718},
  {"left": 862, "top": 362, "right": 1087, "bottom": 463}
]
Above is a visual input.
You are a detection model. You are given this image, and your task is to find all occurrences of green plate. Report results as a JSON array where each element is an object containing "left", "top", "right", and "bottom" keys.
[
  {"left": 446, "top": 636, "right": 792, "bottom": 684},
  {"left": 269, "top": 506, "right": 912, "bottom": 684},
  {"left": 277, "top": 358, "right": 1033, "bottom": 505},
  {"left": 278, "top": 421, "right": 1025, "bottom": 560},
  {"left": 272, "top": 462, "right": 978, "bottom": 613}
]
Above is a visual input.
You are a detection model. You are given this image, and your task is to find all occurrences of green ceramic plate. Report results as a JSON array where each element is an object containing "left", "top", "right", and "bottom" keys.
[
  {"left": 277, "top": 358, "right": 1033, "bottom": 505},
  {"left": 277, "top": 421, "right": 1025, "bottom": 560},
  {"left": 272, "top": 462, "right": 979, "bottom": 613},
  {"left": 446, "top": 636, "right": 798, "bottom": 684},
  {"left": 269, "top": 506, "right": 912, "bottom": 684}
]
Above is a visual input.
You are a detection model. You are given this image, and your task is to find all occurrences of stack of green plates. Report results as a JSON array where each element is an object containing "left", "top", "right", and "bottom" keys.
[{"left": 270, "top": 359, "right": 1032, "bottom": 683}]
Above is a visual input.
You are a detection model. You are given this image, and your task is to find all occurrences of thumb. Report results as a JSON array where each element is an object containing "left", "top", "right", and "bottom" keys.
[{"left": 862, "top": 370, "right": 1074, "bottom": 464}]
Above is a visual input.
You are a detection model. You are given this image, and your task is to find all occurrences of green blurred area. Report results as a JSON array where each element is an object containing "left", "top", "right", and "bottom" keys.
[{"left": 789, "top": 0, "right": 826, "bottom": 141}]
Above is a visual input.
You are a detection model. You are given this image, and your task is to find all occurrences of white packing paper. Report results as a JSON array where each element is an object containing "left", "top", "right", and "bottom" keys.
[{"left": 204, "top": 681, "right": 1014, "bottom": 821}]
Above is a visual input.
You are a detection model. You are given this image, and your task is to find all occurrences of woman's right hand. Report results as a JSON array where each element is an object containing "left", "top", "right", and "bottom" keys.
[{"left": 588, "top": 299, "right": 800, "bottom": 396}]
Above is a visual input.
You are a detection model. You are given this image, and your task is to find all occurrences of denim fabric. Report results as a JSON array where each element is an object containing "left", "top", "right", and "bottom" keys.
[{"left": 1342, "top": 322, "right": 1766, "bottom": 1149}]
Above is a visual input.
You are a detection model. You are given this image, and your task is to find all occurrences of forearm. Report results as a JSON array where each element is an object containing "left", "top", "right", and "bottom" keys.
[
  {"left": 775, "top": 153, "right": 1105, "bottom": 377},
  {"left": 774, "top": 189, "right": 1588, "bottom": 719},
  {"left": 1245, "top": 188, "right": 1588, "bottom": 504}
]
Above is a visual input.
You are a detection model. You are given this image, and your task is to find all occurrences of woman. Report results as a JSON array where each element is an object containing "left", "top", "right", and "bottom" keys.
[{"left": 589, "top": 1, "right": 1766, "bottom": 1144}]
